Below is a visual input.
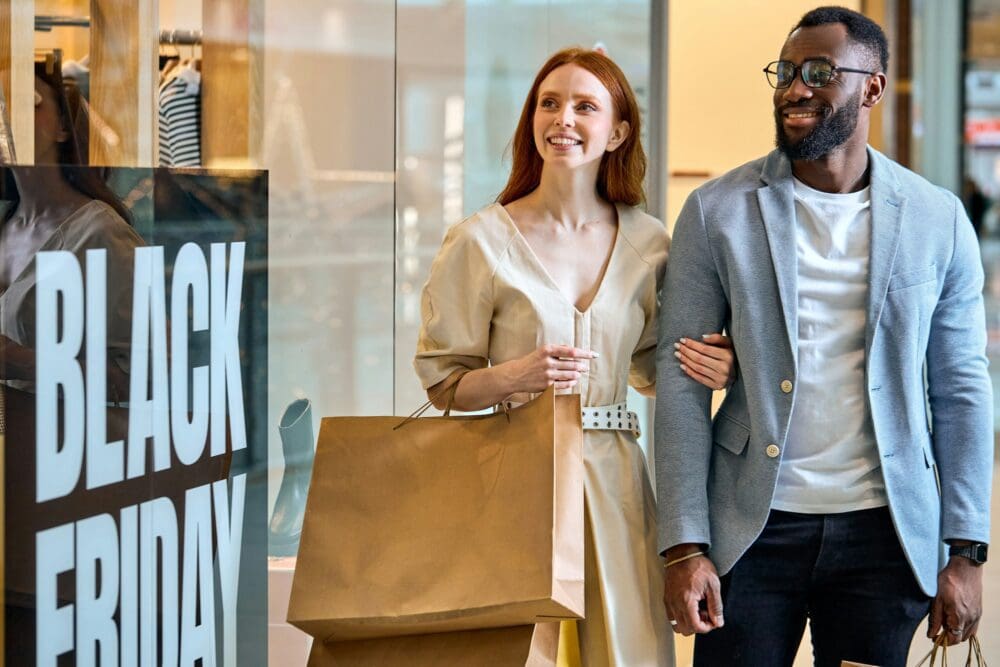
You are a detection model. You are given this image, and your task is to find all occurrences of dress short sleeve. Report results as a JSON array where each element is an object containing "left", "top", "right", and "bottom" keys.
[
  {"left": 628, "top": 220, "right": 669, "bottom": 389},
  {"left": 413, "top": 221, "right": 494, "bottom": 389}
]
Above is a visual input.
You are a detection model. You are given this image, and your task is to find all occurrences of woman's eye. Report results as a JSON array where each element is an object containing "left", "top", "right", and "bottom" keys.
[
  {"left": 578, "top": 103, "right": 597, "bottom": 112},
  {"left": 540, "top": 98, "right": 557, "bottom": 109}
]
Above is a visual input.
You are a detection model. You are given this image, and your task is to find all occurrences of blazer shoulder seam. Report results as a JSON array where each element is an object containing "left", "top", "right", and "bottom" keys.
[{"left": 693, "top": 189, "right": 723, "bottom": 271}]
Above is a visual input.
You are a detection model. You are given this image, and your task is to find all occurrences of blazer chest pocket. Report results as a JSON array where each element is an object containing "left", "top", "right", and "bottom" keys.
[
  {"left": 887, "top": 263, "right": 936, "bottom": 292},
  {"left": 712, "top": 412, "right": 750, "bottom": 456}
]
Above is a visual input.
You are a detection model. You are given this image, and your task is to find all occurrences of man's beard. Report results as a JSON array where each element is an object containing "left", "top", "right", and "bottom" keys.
[{"left": 775, "top": 92, "right": 861, "bottom": 161}]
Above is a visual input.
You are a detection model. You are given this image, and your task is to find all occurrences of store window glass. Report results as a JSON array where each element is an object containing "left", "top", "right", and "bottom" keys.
[
  {"left": 393, "top": 0, "right": 655, "bottom": 458},
  {"left": 1, "top": 1, "right": 655, "bottom": 664},
  {"left": 963, "top": 0, "right": 1000, "bottom": 430},
  {"left": 966, "top": 0, "right": 1000, "bottom": 237}
]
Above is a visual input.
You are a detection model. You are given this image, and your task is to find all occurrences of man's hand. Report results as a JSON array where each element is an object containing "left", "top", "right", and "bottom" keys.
[
  {"left": 663, "top": 547, "right": 724, "bottom": 635},
  {"left": 927, "top": 556, "right": 983, "bottom": 645}
]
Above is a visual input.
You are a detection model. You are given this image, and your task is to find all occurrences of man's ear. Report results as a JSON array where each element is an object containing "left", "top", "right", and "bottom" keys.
[
  {"left": 863, "top": 72, "right": 887, "bottom": 108},
  {"left": 606, "top": 120, "right": 630, "bottom": 152}
]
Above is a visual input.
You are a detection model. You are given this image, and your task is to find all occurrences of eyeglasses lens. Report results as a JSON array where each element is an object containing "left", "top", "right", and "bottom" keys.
[
  {"left": 772, "top": 62, "right": 791, "bottom": 88},
  {"left": 767, "top": 60, "right": 836, "bottom": 88},
  {"left": 801, "top": 61, "right": 833, "bottom": 87}
]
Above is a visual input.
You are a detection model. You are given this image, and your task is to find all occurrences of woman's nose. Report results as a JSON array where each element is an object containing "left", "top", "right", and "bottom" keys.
[{"left": 555, "top": 108, "right": 574, "bottom": 127}]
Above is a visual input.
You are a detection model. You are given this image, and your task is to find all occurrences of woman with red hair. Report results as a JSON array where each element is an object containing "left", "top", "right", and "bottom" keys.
[{"left": 414, "top": 48, "right": 733, "bottom": 665}]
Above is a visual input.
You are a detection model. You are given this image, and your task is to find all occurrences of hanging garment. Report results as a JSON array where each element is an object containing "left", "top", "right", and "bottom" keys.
[
  {"left": 158, "top": 61, "right": 201, "bottom": 167},
  {"left": 159, "top": 54, "right": 181, "bottom": 84},
  {"left": 62, "top": 56, "right": 90, "bottom": 100}
]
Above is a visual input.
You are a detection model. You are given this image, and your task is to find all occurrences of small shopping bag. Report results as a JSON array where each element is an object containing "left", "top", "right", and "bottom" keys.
[{"left": 913, "top": 634, "right": 988, "bottom": 667}]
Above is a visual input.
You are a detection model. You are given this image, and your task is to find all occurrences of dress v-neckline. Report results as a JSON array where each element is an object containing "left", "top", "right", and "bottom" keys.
[{"left": 496, "top": 202, "right": 622, "bottom": 316}]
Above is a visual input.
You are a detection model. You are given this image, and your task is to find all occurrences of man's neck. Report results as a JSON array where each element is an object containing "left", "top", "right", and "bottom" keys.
[{"left": 790, "top": 140, "right": 871, "bottom": 193}]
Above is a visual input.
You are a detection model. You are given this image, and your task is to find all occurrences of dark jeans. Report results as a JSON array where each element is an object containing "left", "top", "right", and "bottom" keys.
[{"left": 694, "top": 507, "right": 931, "bottom": 667}]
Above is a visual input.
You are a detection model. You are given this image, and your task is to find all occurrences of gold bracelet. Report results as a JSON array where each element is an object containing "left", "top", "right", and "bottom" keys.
[{"left": 664, "top": 551, "right": 706, "bottom": 569}]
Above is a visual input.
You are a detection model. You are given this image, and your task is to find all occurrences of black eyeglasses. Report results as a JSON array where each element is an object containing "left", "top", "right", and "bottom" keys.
[{"left": 763, "top": 59, "right": 876, "bottom": 89}]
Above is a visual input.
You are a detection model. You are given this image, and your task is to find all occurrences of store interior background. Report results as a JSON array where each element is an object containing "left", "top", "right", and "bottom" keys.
[
  {"left": 15, "top": 0, "right": 1000, "bottom": 664},
  {"left": 253, "top": 0, "right": 998, "bottom": 663},
  {"left": 253, "top": 0, "right": 1000, "bottom": 664}
]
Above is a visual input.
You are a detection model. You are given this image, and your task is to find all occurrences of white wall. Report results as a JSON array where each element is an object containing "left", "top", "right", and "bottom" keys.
[{"left": 666, "top": 0, "right": 862, "bottom": 230}]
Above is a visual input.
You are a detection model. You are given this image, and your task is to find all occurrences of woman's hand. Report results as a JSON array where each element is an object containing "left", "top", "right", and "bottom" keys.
[
  {"left": 428, "top": 344, "right": 598, "bottom": 412},
  {"left": 499, "top": 344, "right": 597, "bottom": 394},
  {"left": 674, "top": 333, "right": 735, "bottom": 390}
]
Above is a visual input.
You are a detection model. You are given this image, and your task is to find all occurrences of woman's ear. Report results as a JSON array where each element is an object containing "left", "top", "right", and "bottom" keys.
[{"left": 606, "top": 119, "right": 630, "bottom": 152}]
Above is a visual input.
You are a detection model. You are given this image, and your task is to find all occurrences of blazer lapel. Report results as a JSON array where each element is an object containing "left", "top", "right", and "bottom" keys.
[
  {"left": 757, "top": 151, "right": 799, "bottom": 364},
  {"left": 866, "top": 148, "right": 906, "bottom": 355}
]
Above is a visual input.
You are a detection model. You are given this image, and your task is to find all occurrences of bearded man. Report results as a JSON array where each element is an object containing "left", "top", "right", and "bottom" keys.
[{"left": 654, "top": 6, "right": 992, "bottom": 666}]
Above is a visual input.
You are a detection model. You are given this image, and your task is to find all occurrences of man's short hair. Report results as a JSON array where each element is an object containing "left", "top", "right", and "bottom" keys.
[{"left": 793, "top": 6, "right": 889, "bottom": 73}]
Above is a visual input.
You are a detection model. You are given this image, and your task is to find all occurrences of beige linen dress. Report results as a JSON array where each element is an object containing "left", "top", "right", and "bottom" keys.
[{"left": 414, "top": 202, "right": 674, "bottom": 667}]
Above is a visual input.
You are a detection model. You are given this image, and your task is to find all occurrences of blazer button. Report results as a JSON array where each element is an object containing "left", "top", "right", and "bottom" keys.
[
  {"left": 780, "top": 380, "right": 793, "bottom": 394},
  {"left": 766, "top": 444, "right": 781, "bottom": 458}
]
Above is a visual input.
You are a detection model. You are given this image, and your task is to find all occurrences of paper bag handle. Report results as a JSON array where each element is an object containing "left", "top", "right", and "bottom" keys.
[
  {"left": 394, "top": 370, "right": 511, "bottom": 430},
  {"left": 395, "top": 374, "right": 463, "bottom": 429},
  {"left": 914, "top": 634, "right": 987, "bottom": 667}
]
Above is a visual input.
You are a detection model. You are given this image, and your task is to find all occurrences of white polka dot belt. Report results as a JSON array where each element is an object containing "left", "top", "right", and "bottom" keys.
[{"left": 582, "top": 402, "right": 641, "bottom": 439}]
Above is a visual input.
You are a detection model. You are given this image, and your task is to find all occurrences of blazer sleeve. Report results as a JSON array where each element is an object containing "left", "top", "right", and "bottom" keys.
[
  {"left": 926, "top": 195, "right": 993, "bottom": 545},
  {"left": 413, "top": 223, "right": 493, "bottom": 390},
  {"left": 654, "top": 190, "right": 729, "bottom": 555}
]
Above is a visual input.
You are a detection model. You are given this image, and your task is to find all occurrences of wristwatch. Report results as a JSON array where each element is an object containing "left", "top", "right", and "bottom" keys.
[{"left": 949, "top": 543, "right": 988, "bottom": 565}]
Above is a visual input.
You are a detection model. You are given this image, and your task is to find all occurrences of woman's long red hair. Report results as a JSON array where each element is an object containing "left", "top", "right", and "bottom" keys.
[{"left": 497, "top": 47, "right": 646, "bottom": 207}]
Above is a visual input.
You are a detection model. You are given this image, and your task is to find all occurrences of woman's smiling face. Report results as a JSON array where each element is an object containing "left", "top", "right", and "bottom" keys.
[{"left": 532, "top": 64, "right": 627, "bottom": 171}]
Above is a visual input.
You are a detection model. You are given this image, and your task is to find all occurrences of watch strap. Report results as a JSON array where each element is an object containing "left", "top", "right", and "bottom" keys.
[{"left": 949, "top": 543, "right": 988, "bottom": 564}]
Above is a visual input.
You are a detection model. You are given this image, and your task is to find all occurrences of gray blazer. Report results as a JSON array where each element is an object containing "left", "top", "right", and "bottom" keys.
[{"left": 654, "top": 147, "right": 993, "bottom": 595}]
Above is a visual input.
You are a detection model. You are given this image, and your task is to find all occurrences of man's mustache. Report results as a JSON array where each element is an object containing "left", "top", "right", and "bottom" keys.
[{"left": 775, "top": 102, "right": 831, "bottom": 116}]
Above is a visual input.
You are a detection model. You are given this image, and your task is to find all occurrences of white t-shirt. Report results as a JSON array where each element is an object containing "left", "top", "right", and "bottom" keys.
[{"left": 771, "top": 177, "right": 888, "bottom": 513}]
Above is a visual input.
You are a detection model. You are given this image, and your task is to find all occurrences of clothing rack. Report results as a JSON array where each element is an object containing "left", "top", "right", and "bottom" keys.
[
  {"left": 35, "top": 15, "right": 90, "bottom": 31},
  {"left": 11, "top": 5, "right": 257, "bottom": 166},
  {"left": 159, "top": 29, "right": 203, "bottom": 46},
  {"left": 35, "top": 16, "right": 203, "bottom": 45}
]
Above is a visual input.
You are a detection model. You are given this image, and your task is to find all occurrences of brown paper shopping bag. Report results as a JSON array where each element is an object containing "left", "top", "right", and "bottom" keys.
[
  {"left": 307, "top": 622, "right": 559, "bottom": 667},
  {"left": 287, "top": 386, "right": 585, "bottom": 641}
]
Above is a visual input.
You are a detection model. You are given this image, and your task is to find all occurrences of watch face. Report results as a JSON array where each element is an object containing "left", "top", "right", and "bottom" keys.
[{"left": 974, "top": 544, "right": 989, "bottom": 563}]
